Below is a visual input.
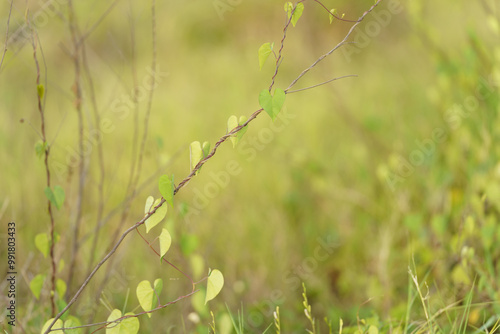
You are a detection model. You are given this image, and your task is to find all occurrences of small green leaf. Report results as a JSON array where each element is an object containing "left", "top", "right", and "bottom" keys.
[
  {"left": 181, "top": 234, "right": 199, "bottom": 256},
  {"left": 284, "top": 2, "right": 304, "bottom": 27},
  {"left": 37, "top": 84, "right": 45, "bottom": 99},
  {"left": 190, "top": 253, "right": 205, "bottom": 279},
  {"left": 159, "top": 228, "right": 172, "bottom": 259},
  {"left": 192, "top": 288, "right": 209, "bottom": 317},
  {"left": 106, "top": 309, "right": 140, "bottom": 334},
  {"left": 258, "top": 42, "right": 273, "bottom": 70},
  {"left": 44, "top": 185, "right": 65, "bottom": 210},
  {"left": 144, "top": 196, "right": 154, "bottom": 214},
  {"left": 202, "top": 141, "right": 210, "bottom": 157},
  {"left": 227, "top": 115, "right": 238, "bottom": 132},
  {"left": 145, "top": 199, "right": 168, "bottom": 233},
  {"left": 35, "top": 140, "right": 47, "bottom": 159},
  {"left": 56, "top": 279, "right": 67, "bottom": 299},
  {"left": 58, "top": 259, "right": 65, "bottom": 273},
  {"left": 64, "top": 316, "right": 82, "bottom": 334},
  {"left": 205, "top": 269, "right": 224, "bottom": 304},
  {"left": 41, "top": 318, "right": 63, "bottom": 334},
  {"left": 259, "top": 88, "right": 286, "bottom": 121},
  {"left": 30, "top": 274, "right": 46, "bottom": 299},
  {"left": 227, "top": 115, "right": 248, "bottom": 148},
  {"left": 153, "top": 279, "right": 163, "bottom": 309},
  {"left": 35, "top": 233, "right": 50, "bottom": 258},
  {"left": 329, "top": 9, "right": 337, "bottom": 24},
  {"left": 158, "top": 175, "right": 174, "bottom": 207},
  {"left": 190, "top": 141, "right": 203, "bottom": 173},
  {"left": 136, "top": 281, "right": 154, "bottom": 318}
]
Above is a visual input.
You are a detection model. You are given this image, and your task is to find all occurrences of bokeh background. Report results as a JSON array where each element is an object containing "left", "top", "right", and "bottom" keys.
[{"left": 1, "top": 0, "right": 499, "bottom": 332}]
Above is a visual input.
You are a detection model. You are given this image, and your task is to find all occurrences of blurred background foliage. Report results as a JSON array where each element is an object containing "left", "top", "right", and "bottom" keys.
[{"left": 0, "top": 0, "right": 499, "bottom": 332}]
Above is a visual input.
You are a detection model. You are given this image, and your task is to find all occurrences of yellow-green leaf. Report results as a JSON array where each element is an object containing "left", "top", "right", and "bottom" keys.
[
  {"left": 136, "top": 281, "right": 154, "bottom": 318},
  {"left": 44, "top": 185, "right": 65, "bottom": 210},
  {"left": 258, "top": 42, "right": 273, "bottom": 70},
  {"left": 153, "top": 278, "right": 163, "bottom": 309},
  {"left": 37, "top": 84, "right": 45, "bottom": 99},
  {"left": 228, "top": 115, "right": 247, "bottom": 148},
  {"left": 145, "top": 199, "right": 167, "bottom": 233},
  {"left": 56, "top": 279, "right": 67, "bottom": 298},
  {"left": 106, "top": 309, "right": 140, "bottom": 334},
  {"left": 41, "top": 318, "right": 64, "bottom": 334},
  {"left": 158, "top": 175, "right": 174, "bottom": 207},
  {"left": 190, "top": 253, "right": 205, "bottom": 279},
  {"left": 159, "top": 229, "right": 172, "bottom": 259},
  {"left": 190, "top": 141, "right": 203, "bottom": 173},
  {"left": 35, "top": 233, "right": 50, "bottom": 258},
  {"left": 144, "top": 196, "right": 154, "bottom": 214},
  {"left": 202, "top": 141, "right": 210, "bottom": 157},
  {"left": 64, "top": 316, "right": 82, "bottom": 334},
  {"left": 258, "top": 88, "right": 286, "bottom": 121},
  {"left": 30, "top": 274, "right": 46, "bottom": 299},
  {"left": 205, "top": 269, "right": 224, "bottom": 304},
  {"left": 284, "top": 2, "right": 304, "bottom": 27},
  {"left": 329, "top": 9, "right": 337, "bottom": 24}
]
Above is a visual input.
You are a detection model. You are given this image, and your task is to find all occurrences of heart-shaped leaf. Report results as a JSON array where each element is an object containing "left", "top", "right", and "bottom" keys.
[
  {"left": 227, "top": 116, "right": 248, "bottom": 148},
  {"left": 44, "top": 185, "right": 65, "bottom": 210},
  {"left": 136, "top": 281, "right": 154, "bottom": 318},
  {"left": 144, "top": 196, "right": 154, "bottom": 214},
  {"left": 190, "top": 141, "right": 203, "bottom": 173},
  {"left": 106, "top": 309, "right": 140, "bottom": 334},
  {"left": 258, "top": 42, "right": 274, "bottom": 70},
  {"left": 136, "top": 279, "right": 163, "bottom": 318},
  {"left": 35, "top": 233, "right": 50, "bottom": 258},
  {"left": 64, "top": 316, "right": 82, "bottom": 334},
  {"left": 152, "top": 279, "right": 163, "bottom": 308},
  {"left": 35, "top": 140, "right": 47, "bottom": 159},
  {"left": 56, "top": 279, "right": 67, "bottom": 298},
  {"left": 41, "top": 318, "right": 63, "bottom": 334},
  {"left": 329, "top": 8, "right": 337, "bottom": 24},
  {"left": 159, "top": 228, "right": 172, "bottom": 259},
  {"left": 205, "top": 269, "right": 224, "bottom": 304},
  {"left": 158, "top": 175, "right": 174, "bottom": 207},
  {"left": 202, "top": 141, "right": 210, "bottom": 157},
  {"left": 145, "top": 199, "right": 167, "bottom": 233},
  {"left": 30, "top": 274, "right": 46, "bottom": 299},
  {"left": 227, "top": 115, "right": 238, "bottom": 133},
  {"left": 259, "top": 88, "right": 286, "bottom": 121},
  {"left": 284, "top": 2, "right": 304, "bottom": 27}
]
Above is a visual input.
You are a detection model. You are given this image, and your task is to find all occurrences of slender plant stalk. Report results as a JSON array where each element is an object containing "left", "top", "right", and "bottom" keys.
[
  {"left": 286, "top": 0, "right": 382, "bottom": 92},
  {"left": 89, "top": 0, "right": 159, "bottom": 325},
  {"left": 66, "top": 0, "right": 87, "bottom": 297},
  {"left": 0, "top": 0, "right": 13, "bottom": 71},
  {"left": 29, "top": 27, "right": 57, "bottom": 316}
]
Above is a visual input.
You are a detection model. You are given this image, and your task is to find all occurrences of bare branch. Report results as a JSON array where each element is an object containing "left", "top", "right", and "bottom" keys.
[
  {"left": 286, "top": 0, "right": 383, "bottom": 91},
  {"left": 0, "top": 0, "right": 14, "bottom": 71},
  {"left": 285, "top": 74, "right": 358, "bottom": 94}
]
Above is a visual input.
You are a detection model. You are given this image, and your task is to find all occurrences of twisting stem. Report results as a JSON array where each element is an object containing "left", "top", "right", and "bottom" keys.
[
  {"left": 29, "top": 26, "right": 57, "bottom": 316},
  {"left": 268, "top": 0, "right": 304, "bottom": 92}
]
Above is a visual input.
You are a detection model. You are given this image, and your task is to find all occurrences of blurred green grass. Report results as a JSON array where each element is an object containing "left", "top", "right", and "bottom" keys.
[{"left": 1, "top": 0, "right": 499, "bottom": 333}]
